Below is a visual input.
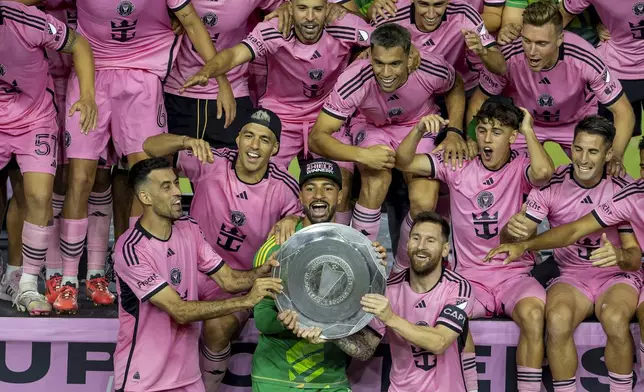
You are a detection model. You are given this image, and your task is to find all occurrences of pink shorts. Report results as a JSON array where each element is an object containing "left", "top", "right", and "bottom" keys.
[
  {"left": 467, "top": 272, "right": 546, "bottom": 318},
  {"left": 0, "top": 117, "right": 59, "bottom": 175},
  {"left": 271, "top": 120, "right": 354, "bottom": 173},
  {"left": 549, "top": 269, "right": 642, "bottom": 303},
  {"left": 352, "top": 121, "right": 437, "bottom": 153},
  {"left": 65, "top": 69, "right": 167, "bottom": 161},
  {"left": 53, "top": 76, "right": 68, "bottom": 134},
  {"left": 197, "top": 274, "right": 251, "bottom": 326},
  {"left": 512, "top": 123, "right": 574, "bottom": 156}
]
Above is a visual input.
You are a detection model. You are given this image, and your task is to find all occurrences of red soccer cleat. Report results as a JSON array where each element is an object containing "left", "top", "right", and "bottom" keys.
[
  {"left": 53, "top": 284, "right": 79, "bottom": 314},
  {"left": 45, "top": 273, "right": 64, "bottom": 304},
  {"left": 86, "top": 275, "right": 115, "bottom": 306}
]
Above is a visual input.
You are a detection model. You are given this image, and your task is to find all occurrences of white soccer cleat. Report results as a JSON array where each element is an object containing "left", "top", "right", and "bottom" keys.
[
  {"left": 0, "top": 268, "right": 20, "bottom": 303},
  {"left": 14, "top": 289, "right": 52, "bottom": 316}
]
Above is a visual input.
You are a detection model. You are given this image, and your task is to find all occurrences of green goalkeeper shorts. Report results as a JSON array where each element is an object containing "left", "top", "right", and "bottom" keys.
[{"left": 252, "top": 383, "right": 352, "bottom": 392}]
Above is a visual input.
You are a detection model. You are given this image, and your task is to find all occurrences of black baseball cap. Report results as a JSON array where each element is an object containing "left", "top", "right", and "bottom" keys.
[
  {"left": 243, "top": 108, "right": 282, "bottom": 142},
  {"left": 299, "top": 158, "right": 343, "bottom": 190}
]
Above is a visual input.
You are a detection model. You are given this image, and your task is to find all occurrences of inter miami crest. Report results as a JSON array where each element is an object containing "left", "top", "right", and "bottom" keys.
[
  {"left": 202, "top": 12, "right": 218, "bottom": 27},
  {"left": 116, "top": 0, "right": 135, "bottom": 16},
  {"left": 308, "top": 69, "right": 324, "bottom": 81},
  {"left": 231, "top": 211, "right": 246, "bottom": 227},
  {"left": 64, "top": 131, "right": 72, "bottom": 148},
  {"left": 354, "top": 129, "right": 366, "bottom": 146},
  {"left": 387, "top": 107, "right": 404, "bottom": 118},
  {"left": 0, "top": 64, "right": 5, "bottom": 77},
  {"left": 633, "top": 2, "right": 644, "bottom": 15},
  {"left": 537, "top": 93, "right": 555, "bottom": 107},
  {"left": 170, "top": 268, "right": 182, "bottom": 285},
  {"left": 476, "top": 191, "right": 494, "bottom": 209}
]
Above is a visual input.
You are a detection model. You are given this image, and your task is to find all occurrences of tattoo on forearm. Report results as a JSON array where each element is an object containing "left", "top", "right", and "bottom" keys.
[
  {"left": 334, "top": 329, "right": 379, "bottom": 361},
  {"left": 61, "top": 28, "right": 77, "bottom": 53}
]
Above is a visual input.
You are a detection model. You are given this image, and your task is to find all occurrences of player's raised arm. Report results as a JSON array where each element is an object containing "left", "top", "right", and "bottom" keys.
[
  {"left": 558, "top": 2, "right": 578, "bottom": 27},
  {"left": 61, "top": 29, "right": 97, "bottom": 133},
  {"left": 481, "top": 4, "right": 503, "bottom": 33},
  {"left": 520, "top": 109, "right": 555, "bottom": 186},
  {"left": 209, "top": 259, "right": 281, "bottom": 294},
  {"left": 466, "top": 87, "right": 490, "bottom": 125},
  {"left": 395, "top": 115, "right": 446, "bottom": 177},
  {"left": 143, "top": 134, "right": 213, "bottom": 164},
  {"left": 461, "top": 27, "right": 506, "bottom": 75}
]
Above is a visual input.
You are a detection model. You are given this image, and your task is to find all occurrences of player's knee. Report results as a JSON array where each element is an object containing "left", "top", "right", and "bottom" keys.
[
  {"left": 600, "top": 306, "right": 632, "bottom": 340},
  {"left": 24, "top": 187, "right": 52, "bottom": 213},
  {"left": 203, "top": 316, "right": 239, "bottom": 352},
  {"left": 408, "top": 189, "right": 437, "bottom": 217},
  {"left": 68, "top": 166, "right": 97, "bottom": 195},
  {"left": 516, "top": 301, "right": 545, "bottom": 336},
  {"left": 359, "top": 171, "right": 391, "bottom": 201},
  {"left": 545, "top": 305, "right": 574, "bottom": 339}
]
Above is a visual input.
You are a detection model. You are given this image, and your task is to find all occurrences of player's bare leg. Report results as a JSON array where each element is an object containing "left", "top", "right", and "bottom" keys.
[
  {"left": 201, "top": 314, "right": 241, "bottom": 391},
  {"left": 85, "top": 168, "right": 115, "bottom": 306},
  {"left": 58, "top": 158, "right": 99, "bottom": 314},
  {"left": 511, "top": 296, "right": 545, "bottom": 392},
  {"left": 335, "top": 168, "right": 353, "bottom": 225},
  {"left": 636, "top": 300, "right": 644, "bottom": 371},
  {"left": 544, "top": 283, "right": 592, "bottom": 391},
  {"left": 45, "top": 165, "right": 67, "bottom": 304},
  {"left": 595, "top": 284, "right": 638, "bottom": 390},
  {"left": 17, "top": 171, "right": 54, "bottom": 315},
  {"left": 394, "top": 175, "right": 440, "bottom": 272},
  {"left": 462, "top": 330, "right": 478, "bottom": 392},
  {"left": 1, "top": 169, "right": 25, "bottom": 304},
  {"left": 126, "top": 152, "right": 152, "bottom": 226},
  {"left": 501, "top": 6, "right": 524, "bottom": 30},
  {"left": 352, "top": 165, "right": 391, "bottom": 241}
]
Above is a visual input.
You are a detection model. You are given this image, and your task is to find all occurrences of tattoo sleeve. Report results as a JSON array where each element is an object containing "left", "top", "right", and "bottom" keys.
[
  {"left": 333, "top": 328, "right": 380, "bottom": 361},
  {"left": 60, "top": 27, "right": 77, "bottom": 54}
]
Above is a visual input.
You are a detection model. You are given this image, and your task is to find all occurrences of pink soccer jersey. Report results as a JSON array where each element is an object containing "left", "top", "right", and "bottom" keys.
[
  {"left": 0, "top": 1, "right": 68, "bottom": 130},
  {"left": 164, "top": 0, "right": 282, "bottom": 99},
  {"left": 470, "top": 0, "right": 506, "bottom": 13},
  {"left": 241, "top": 14, "right": 372, "bottom": 123},
  {"left": 323, "top": 55, "right": 455, "bottom": 130},
  {"left": 75, "top": 0, "right": 188, "bottom": 79},
  {"left": 479, "top": 32, "right": 623, "bottom": 148},
  {"left": 113, "top": 216, "right": 225, "bottom": 392},
  {"left": 425, "top": 150, "right": 537, "bottom": 283},
  {"left": 593, "top": 180, "right": 644, "bottom": 246},
  {"left": 525, "top": 165, "right": 633, "bottom": 272},
  {"left": 373, "top": 0, "right": 495, "bottom": 91},
  {"left": 176, "top": 148, "right": 302, "bottom": 271},
  {"left": 563, "top": 0, "right": 644, "bottom": 80},
  {"left": 371, "top": 268, "right": 474, "bottom": 392}
]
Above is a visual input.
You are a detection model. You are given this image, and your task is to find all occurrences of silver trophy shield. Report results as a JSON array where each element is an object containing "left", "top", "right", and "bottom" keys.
[{"left": 272, "top": 223, "right": 387, "bottom": 339}]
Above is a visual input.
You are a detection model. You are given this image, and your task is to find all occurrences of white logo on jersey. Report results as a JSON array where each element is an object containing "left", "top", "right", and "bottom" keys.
[
  {"left": 358, "top": 29, "right": 369, "bottom": 42},
  {"left": 47, "top": 23, "right": 57, "bottom": 35},
  {"left": 457, "top": 301, "right": 468, "bottom": 310}
]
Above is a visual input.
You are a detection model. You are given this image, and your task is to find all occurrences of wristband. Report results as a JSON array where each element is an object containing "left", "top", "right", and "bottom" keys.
[{"left": 445, "top": 127, "right": 465, "bottom": 139}]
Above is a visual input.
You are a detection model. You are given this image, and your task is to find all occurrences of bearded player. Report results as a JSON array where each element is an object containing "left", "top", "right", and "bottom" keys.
[
  {"left": 182, "top": 0, "right": 375, "bottom": 225},
  {"left": 356, "top": 211, "right": 475, "bottom": 391},
  {"left": 397, "top": 98, "right": 555, "bottom": 392},
  {"left": 0, "top": 0, "right": 97, "bottom": 315},
  {"left": 56, "top": 0, "right": 238, "bottom": 314},
  {"left": 498, "top": 116, "right": 641, "bottom": 391},
  {"left": 251, "top": 158, "right": 385, "bottom": 392},
  {"left": 113, "top": 157, "right": 283, "bottom": 392},
  {"left": 309, "top": 23, "right": 468, "bottom": 242},
  {"left": 144, "top": 108, "right": 303, "bottom": 391},
  {"left": 468, "top": 1, "right": 635, "bottom": 177}
]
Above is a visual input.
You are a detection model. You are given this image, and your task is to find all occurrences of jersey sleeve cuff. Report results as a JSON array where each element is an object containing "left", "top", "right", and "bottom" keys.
[
  {"left": 424, "top": 153, "right": 436, "bottom": 179},
  {"left": 56, "top": 25, "right": 71, "bottom": 52},
  {"left": 436, "top": 318, "right": 463, "bottom": 334},
  {"left": 618, "top": 227, "right": 634, "bottom": 233},
  {"left": 205, "top": 260, "right": 225, "bottom": 276},
  {"left": 591, "top": 210, "right": 609, "bottom": 228},
  {"left": 321, "top": 107, "right": 348, "bottom": 121},
  {"left": 602, "top": 89, "right": 624, "bottom": 108},
  {"left": 483, "top": 1, "right": 505, "bottom": 7},
  {"left": 241, "top": 41, "right": 257, "bottom": 62},
  {"left": 479, "top": 84, "right": 497, "bottom": 97},
  {"left": 484, "top": 41, "right": 497, "bottom": 49},
  {"left": 169, "top": 0, "right": 191, "bottom": 13},
  {"left": 525, "top": 212, "right": 542, "bottom": 224},
  {"left": 141, "top": 281, "right": 169, "bottom": 302}
]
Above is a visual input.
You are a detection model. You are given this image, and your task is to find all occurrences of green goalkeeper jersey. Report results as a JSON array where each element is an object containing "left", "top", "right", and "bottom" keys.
[{"left": 251, "top": 221, "right": 350, "bottom": 390}]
